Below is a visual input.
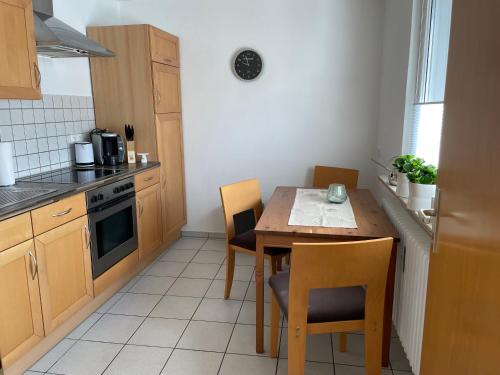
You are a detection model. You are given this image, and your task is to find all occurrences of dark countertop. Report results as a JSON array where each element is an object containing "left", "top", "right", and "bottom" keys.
[{"left": 0, "top": 162, "right": 160, "bottom": 221}]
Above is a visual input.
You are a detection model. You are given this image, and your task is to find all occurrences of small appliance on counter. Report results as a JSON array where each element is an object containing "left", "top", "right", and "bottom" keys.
[
  {"left": 0, "top": 141, "right": 15, "bottom": 186},
  {"left": 74, "top": 142, "right": 94, "bottom": 168},
  {"left": 90, "top": 129, "right": 125, "bottom": 166}
]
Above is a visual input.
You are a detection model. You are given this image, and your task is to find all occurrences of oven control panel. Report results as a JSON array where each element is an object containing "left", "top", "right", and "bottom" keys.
[{"left": 86, "top": 177, "right": 135, "bottom": 210}]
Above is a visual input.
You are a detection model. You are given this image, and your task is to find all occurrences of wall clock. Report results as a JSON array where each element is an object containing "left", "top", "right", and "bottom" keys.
[{"left": 232, "top": 48, "right": 263, "bottom": 81}]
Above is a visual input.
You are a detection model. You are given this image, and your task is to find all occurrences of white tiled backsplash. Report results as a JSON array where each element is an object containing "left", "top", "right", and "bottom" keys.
[{"left": 0, "top": 95, "right": 96, "bottom": 178}]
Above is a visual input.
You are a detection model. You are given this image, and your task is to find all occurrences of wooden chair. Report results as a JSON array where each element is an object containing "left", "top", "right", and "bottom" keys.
[
  {"left": 269, "top": 238, "right": 394, "bottom": 375},
  {"left": 220, "top": 179, "right": 290, "bottom": 299},
  {"left": 312, "top": 165, "right": 359, "bottom": 189}
]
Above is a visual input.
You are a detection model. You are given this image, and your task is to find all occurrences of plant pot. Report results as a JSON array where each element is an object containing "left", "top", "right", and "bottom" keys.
[
  {"left": 396, "top": 172, "right": 409, "bottom": 197},
  {"left": 408, "top": 182, "right": 436, "bottom": 210}
]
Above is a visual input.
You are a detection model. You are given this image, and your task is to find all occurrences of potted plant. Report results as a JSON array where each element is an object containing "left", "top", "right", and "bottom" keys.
[
  {"left": 406, "top": 164, "right": 437, "bottom": 210},
  {"left": 392, "top": 155, "right": 424, "bottom": 197}
]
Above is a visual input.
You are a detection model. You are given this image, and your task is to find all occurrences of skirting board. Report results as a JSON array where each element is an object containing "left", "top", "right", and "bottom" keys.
[{"left": 181, "top": 231, "right": 225, "bottom": 239}]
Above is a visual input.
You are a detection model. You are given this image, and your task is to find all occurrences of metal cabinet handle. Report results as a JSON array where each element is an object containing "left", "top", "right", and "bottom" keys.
[
  {"left": 155, "top": 89, "right": 162, "bottom": 105},
  {"left": 34, "top": 62, "right": 41, "bottom": 89},
  {"left": 29, "top": 250, "right": 38, "bottom": 280},
  {"left": 432, "top": 187, "right": 441, "bottom": 254},
  {"left": 163, "top": 58, "right": 172, "bottom": 64},
  {"left": 138, "top": 200, "right": 144, "bottom": 217},
  {"left": 144, "top": 176, "right": 154, "bottom": 182},
  {"left": 52, "top": 207, "right": 73, "bottom": 217},
  {"left": 84, "top": 224, "right": 91, "bottom": 249}
]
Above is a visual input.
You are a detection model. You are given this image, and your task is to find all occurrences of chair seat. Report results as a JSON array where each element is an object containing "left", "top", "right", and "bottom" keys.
[
  {"left": 229, "top": 230, "right": 291, "bottom": 256},
  {"left": 269, "top": 272, "right": 365, "bottom": 324}
]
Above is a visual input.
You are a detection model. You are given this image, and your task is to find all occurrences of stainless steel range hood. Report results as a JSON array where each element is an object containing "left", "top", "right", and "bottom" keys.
[{"left": 33, "top": 0, "right": 114, "bottom": 58}]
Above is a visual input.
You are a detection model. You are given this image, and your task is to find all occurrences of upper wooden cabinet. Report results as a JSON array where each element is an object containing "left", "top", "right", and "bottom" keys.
[
  {"left": 137, "top": 182, "right": 163, "bottom": 260},
  {"left": 35, "top": 216, "right": 93, "bottom": 334},
  {"left": 0, "top": 239, "right": 44, "bottom": 368},
  {"left": 149, "top": 26, "right": 179, "bottom": 67},
  {"left": 0, "top": 0, "right": 41, "bottom": 99},
  {"left": 153, "top": 63, "right": 181, "bottom": 114}
]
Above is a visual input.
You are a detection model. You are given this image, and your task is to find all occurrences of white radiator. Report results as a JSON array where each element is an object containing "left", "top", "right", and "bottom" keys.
[{"left": 382, "top": 197, "right": 431, "bottom": 375}]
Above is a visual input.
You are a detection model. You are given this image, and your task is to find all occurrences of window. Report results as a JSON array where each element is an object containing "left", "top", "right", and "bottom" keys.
[{"left": 404, "top": 0, "right": 452, "bottom": 166}]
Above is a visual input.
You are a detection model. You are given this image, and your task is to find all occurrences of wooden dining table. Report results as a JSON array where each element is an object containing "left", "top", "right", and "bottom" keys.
[{"left": 254, "top": 186, "right": 399, "bottom": 366}]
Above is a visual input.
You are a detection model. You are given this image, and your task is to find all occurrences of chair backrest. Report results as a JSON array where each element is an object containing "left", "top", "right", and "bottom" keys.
[
  {"left": 219, "top": 179, "right": 263, "bottom": 241},
  {"left": 313, "top": 165, "right": 359, "bottom": 189},
  {"left": 288, "top": 238, "right": 393, "bottom": 327}
]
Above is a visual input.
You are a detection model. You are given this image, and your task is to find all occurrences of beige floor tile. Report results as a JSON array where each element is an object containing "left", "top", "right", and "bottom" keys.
[
  {"left": 280, "top": 331, "right": 333, "bottom": 363},
  {"left": 277, "top": 359, "right": 334, "bottom": 375},
  {"left": 119, "top": 276, "right": 140, "bottom": 293},
  {"left": 104, "top": 345, "right": 172, "bottom": 375},
  {"left": 181, "top": 262, "right": 221, "bottom": 279},
  {"left": 150, "top": 295, "right": 202, "bottom": 319},
  {"left": 96, "top": 293, "right": 124, "bottom": 313},
  {"left": 216, "top": 265, "right": 254, "bottom": 281},
  {"left": 128, "top": 275, "right": 176, "bottom": 295},
  {"left": 160, "top": 249, "right": 198, "bottom": 263},
  {"left": 48, "top": 340, "right": 122, "bottom": 375},
  {"left": 108, "top": 293, "right": 162, "bottom": 316},
  {"left": 392, "top": 371, "right": 413, "bottom": 375},
  {"left": 129, "top": 317, "right": 189, "bottom": 348},
  {"left": 66, "top": 313, "right": 102, "bottom": 340},
  {"left": 332, "top": 333, "right": 365, "bottom": 366},
  {"left": 170, "top": 237, "right": 206, "bottom": 250},
  {"left": 245, "top": 281, "right": 272, "bottom": 302},
  {"left": 166, "top": 277, "right": 212, "bottom": 297},
  {"left": 219, "top": 354, "right": 277, "bottom": 375},
  {"left": 237, "top": 300, "right": 271, "bottom": 326},
  {"left": 177, "top": 321, "right": 233, "bottom": 352},
  {"left": 335, "top": 364, "right": 393, "bottom": 375},
  {"left": 390, "top": 337, "right": 413, "bottom": 372},
  {"left": 191, "top": 250, "right": 226, "bottom": 264},
  {"left": 82, "top": 314, "right": 144, "bottom": 344},
  {"left": 200, "top": 239, "right": 226, "bottom": 252},
  {"left": 192, "top": 298, "right": 242, "bottom": 323},
  {"left": 145, "top": 261, "right": 188, "bottom": 277},
  {"left": 30, "top": 338, "right": 75, "bottom": 372},
  {"left": 161, "top": 349, "right": 223, "bottom": 375},
  {"left": 205, "top": 279, "right": 249, "bottom": 300},
  {"left": 227, "top": 324, "right": 271, "bottom": 356}
]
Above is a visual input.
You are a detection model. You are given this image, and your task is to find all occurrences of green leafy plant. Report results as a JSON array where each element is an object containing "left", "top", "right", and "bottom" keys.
[
  {"left": 406, "top": 164, "right": 437, "bottom": 185},
  {"left": 392, "top": 155, "right": 425, "bottom": 173}
]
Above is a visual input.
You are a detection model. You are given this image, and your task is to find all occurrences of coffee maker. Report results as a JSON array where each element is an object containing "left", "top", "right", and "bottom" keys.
[{"left": 90, "top": 129, "right": 125, "bottom": 166}]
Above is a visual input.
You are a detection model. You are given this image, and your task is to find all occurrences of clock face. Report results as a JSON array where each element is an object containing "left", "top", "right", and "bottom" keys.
[{"left": 233, "top": 49, "right": 263, "bottom": 81}]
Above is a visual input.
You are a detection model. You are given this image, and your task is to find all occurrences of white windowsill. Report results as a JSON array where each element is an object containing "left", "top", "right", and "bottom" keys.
[{"left": 377, "top": 175, "right": 434, "bottom": 236}]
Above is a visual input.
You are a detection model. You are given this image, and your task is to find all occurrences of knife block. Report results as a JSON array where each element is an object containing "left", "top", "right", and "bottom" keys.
[{"left": 126, "top": 141, "right": 136, "bottom": 164}]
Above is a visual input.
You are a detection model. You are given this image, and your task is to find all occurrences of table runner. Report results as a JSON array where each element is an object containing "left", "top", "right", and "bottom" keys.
[{"left": 288, "top": 188, "right": 358, "bottom": 228}]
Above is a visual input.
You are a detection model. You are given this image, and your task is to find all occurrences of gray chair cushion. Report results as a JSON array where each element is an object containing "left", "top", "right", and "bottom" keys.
[
  {"left": 229, "top": 229, "right": 290, "bottom": 256},
  {"left": 269, "top": 272, "right": 365, "bottom": 323}
]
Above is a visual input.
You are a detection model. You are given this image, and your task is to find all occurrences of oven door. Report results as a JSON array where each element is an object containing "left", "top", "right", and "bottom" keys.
[{"left": 88, "top": 193, "right": 138, "bottom": 279}]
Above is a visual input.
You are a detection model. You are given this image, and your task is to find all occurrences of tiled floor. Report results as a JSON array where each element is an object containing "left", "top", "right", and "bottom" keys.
[{"left": 27, "top": 237, "right": 414, "bottom": 375}]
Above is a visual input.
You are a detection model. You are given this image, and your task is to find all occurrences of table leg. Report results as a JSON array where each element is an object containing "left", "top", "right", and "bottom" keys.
[
  {"left": 382, "top": 241, "right": 398, "bottom": 366},
  {"left": 255, "top": 234, "right": 265, "bottom": 353}
]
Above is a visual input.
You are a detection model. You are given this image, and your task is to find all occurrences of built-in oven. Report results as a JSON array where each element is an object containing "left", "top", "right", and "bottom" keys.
[{"left": 87, "top": 177, "right": 138, "bottom": 279}]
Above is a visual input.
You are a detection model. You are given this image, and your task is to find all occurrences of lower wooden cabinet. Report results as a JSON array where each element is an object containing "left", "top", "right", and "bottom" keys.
[
  {"left": 137, "top": 183, "right": 163, "bottom": 260},
  {"left": 34, "top": 216, "right": 94, "bottom": 334},
  {"left": 0, "top": 240, "right": 44, "bottom": 367},
  {"left": 156, "top": 113, "right": 187, "bottom": 242}
]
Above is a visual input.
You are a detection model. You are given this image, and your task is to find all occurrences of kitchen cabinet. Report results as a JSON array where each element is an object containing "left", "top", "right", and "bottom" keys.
[
  {"left": 0, "top": 240, "right": 44, "bottom": 367},
  {"left": 0, "top": 0, "right": 41, "bottom": 99},
  {"left": 34, "top": 216, "right": 93, "bottom": 334},
  {"left": 134, "top": 167, "right": 160, "bottom": 192},
  {"left": 88, "top": 24, "right": 187, "bottom": 248},
  {"left": 0, "top": 212, "right": 32, "bottom": 252},
  {"left": 156, "top": 113, "right": 186, "bottom": 238},
  {"left": 136, "top": 183, "right": 163, "bottom": 260},
  {"left": 152, "top": 63, "right": 181, "bottom": 114}
]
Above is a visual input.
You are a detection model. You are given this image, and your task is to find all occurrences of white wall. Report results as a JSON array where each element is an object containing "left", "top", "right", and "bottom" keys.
[
  {"left": 372, "top": 0, "right": 413, "bottom": 202},
  {"left": 118, "top": 0, "right": 386, "bottom": 233},
  {"left": 38, "top": 0, "right": 120, "bottom": 96}
]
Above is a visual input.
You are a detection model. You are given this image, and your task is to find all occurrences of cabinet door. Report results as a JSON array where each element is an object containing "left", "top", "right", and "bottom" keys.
[
  {"left": 152, "top": 63, "right": 181, "bottom": 114},
  {"left": 137, "top": 183, "right": 163, "bottom": 260},
  {"left": 0, "top": 240, "right": 44, "bottom": 367},
  {"left": 149, "top": 26, "right": 179, "bottom": 67},
  {"left": 156, "top": 113, "right": 186, "bottom": 239},
  {"left": 0, "top": 0, "right": 41, "bottom": 99},
  {"left": 35, "top": 216, "right": 93, "bottom": 334}
]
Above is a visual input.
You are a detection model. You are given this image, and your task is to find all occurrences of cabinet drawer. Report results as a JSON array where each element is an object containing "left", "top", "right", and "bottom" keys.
[
  {"left": 0, "top": 213, "right": 33, "bottom": 252},
  {"left": 149, "top": 26, "right": 179, "bottom": 67},
  {"left": 135, "top": 168, "right": 160, "bottom": 191},
  {"left": 31, "top": 194, "right": 86, "bottom": 235}
]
